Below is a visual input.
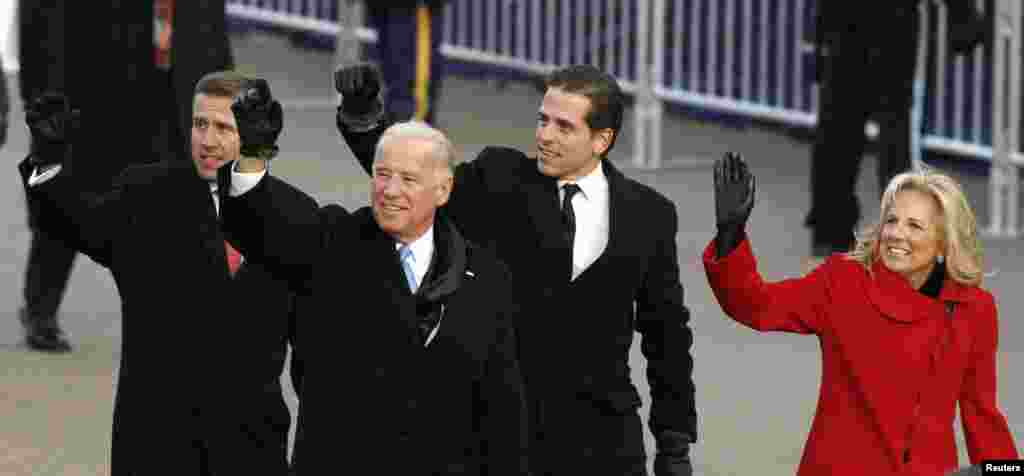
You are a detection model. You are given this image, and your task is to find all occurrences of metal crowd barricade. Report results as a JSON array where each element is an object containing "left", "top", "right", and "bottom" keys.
[
  {"left": 226, "top": 0, "right": 1022, "bottom": 235},
  {"left": 438, "top": 1, "right": 653, "bottom": 168},
  {"left": 987, "top": 0, "right": 1022, "bottom": 237}
]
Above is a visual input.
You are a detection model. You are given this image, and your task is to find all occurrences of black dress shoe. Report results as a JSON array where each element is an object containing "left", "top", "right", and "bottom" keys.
[{"left": 19, "top": 308, "right": 72, "bottom": 353}]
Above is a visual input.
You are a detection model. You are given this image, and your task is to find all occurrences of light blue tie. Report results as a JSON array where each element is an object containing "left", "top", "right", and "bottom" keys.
[{"left": 399, "top": 245, "right": 418, "bottom": 293}]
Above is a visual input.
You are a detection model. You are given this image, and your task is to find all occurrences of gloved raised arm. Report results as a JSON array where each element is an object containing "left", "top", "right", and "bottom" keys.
[
  {"left": 334, "top": 62, "right": 386, "bottom": 132},
  {"left": 713, "top": 152, "right": 756, "bottom": 260}
]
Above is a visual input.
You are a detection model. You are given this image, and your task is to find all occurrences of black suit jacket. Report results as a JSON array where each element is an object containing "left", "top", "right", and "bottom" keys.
[
  {"left": 218, "top": 169, "right": 529, "bottom": 475},
  {"left": 342, "top": 125, "right": 697, "bottom": 472},
  {"left": 19, "top": 156, "right": 295, "bottom": 475}
]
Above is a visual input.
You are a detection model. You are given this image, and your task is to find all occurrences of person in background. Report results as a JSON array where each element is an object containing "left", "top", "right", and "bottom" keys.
[
  {"left": 364, "top": 0, "right": 448, "bottom": 124},
  {"left": 803, "top": 0, "right": 989, "bottom": 269},
  {"left": 16, "top": 0, "right": 74, "bottom": 352}
]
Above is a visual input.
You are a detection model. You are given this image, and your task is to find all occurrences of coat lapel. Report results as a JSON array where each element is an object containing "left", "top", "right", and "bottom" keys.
[
  {"left": 357, "top": 212, "right": 423, "bottom": 347},
  {"left": 582, "top": 160, "right": 629, "bottom": 278},
  {"left": 171, "top": 159, "right": 233, "bottom": 278}
]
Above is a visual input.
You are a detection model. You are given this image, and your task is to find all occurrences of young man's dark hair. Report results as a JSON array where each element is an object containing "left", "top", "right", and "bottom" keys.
[
  {"left": 544, "top": 64, "right": 625, "bottom": 157},
  {"left": 194, "top": 70, "right": 248, "bottom": 99}
]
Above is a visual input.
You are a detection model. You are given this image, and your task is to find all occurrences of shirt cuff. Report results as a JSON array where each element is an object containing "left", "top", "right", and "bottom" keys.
[
  {"left": 229, "top": 161, "right": 267, "bottom": 197},
  {"left": 27, "top": 164, "right": 62, "bottom": 187}
]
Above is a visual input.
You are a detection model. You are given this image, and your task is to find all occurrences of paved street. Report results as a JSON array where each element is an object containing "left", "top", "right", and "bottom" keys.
[{"left": 1, "top": 32, "right": 1021, "bottom": 475}]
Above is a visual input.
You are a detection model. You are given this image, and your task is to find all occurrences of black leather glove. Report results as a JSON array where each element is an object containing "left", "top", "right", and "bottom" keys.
[
  {"left": 335, "top": 62, "right": 384, "bottom": 130},
  {"left": 25, "top": 91, "right": 79, "bottom": 167},
  {"left": 713, "top": 152, "right": 755, "bottom": 259},
  {"left": 948, "top": 5, "right": 989, "bottom": 56},
  {"left": 654, "top": 430, "right": 693, "bottom": 476},
  {"left": 231, "top": 78, "right": 283, "bottom": 160}
]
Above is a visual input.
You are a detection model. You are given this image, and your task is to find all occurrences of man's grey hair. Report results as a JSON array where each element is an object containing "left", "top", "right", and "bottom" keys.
[{"left": 374, "top": 121, "right": 458, "bottom": 177}]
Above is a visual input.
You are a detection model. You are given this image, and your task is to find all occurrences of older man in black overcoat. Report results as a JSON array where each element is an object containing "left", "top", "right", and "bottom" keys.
[{"left": 217, "top": 117, "right": 530, "bottom": 475}]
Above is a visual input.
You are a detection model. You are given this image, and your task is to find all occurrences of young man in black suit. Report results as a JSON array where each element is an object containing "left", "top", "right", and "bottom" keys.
[
  {"left": 16, "top": 0, "right": 237, "bottom": 352},
  {"left": 336, "top": 63, "right": 697, "bottom": 476},
  {"left": 218, "top": 117, "right": 529, "bottom": 475},
  {"left": 18, "top": 72, "right": 297, "bottom": 475}
]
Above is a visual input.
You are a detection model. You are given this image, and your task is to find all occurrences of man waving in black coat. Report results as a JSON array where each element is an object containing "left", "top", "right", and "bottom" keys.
[
  {"left": 218, "top": 114, "right": 529, "bottom": 474},
  {"left": 18, "top": 72, "right": 297, "bottom": 475},
  {"left": 337, "top": 63, "right": 697, "bottom": 476}
]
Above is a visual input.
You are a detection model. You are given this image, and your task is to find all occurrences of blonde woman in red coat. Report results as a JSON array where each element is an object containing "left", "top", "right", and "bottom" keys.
[{"left": 703, "top": 153, "right": 1018, "bottom": 475}]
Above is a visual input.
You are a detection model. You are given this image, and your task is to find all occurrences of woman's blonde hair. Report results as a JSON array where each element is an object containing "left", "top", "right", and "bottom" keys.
[{"left": 847, "top": 168, "right": 984, "bottom": 286}]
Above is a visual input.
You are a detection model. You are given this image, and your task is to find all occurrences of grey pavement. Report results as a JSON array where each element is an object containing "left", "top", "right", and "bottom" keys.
[{"left": 1, "top": 32, "right": 1022, "bottom": 475}]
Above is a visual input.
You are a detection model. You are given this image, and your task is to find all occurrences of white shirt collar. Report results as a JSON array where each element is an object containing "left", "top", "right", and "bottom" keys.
[
  {"left": 558, "top": 160, "right": 608, "bottom": 199},
  {"left": 208, "top": 182, "right": 220, "bottom": 215},
  {"left": 394, "top": 223, "right": 435, "bottom": 265}
]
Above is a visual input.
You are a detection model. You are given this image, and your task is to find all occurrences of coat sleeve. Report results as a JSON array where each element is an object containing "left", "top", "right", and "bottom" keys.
[
  {"left": 17, "top": 154, "right": 129, "bottom": 269},
  {"left": 702, "top": 235, "right": 829, "bottom": 335},
  {"left": 218, "top": 163, "right": 348, "bottom": 293},
  {"left": 339, "top": 118, "right": 390, "bottom": 176},
  {"left": 634, "top": 200, "right": 697, "bottom": 444},
  {"left": 479, "top": 275, "right": 530, "bottom": 475},
  {"left": 442, "top": 147, "right": 518, "bottom": 248},
  {"left": 959, "top": 294, "right": 1019, "bottom": 462}
]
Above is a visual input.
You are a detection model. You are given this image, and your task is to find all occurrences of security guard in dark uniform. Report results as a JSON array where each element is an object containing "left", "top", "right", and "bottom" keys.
[
  {"left": 366, "top": 0, "right": 448, "bottom": 124},
  {"left": 805, "top": 0, "right": 988, "bottom": 258}
]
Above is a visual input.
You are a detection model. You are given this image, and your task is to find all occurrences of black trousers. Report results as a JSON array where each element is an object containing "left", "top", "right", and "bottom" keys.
[
  {"left": 805, "top": 13, "right": 919, "bottom": 251},
  {"left": 22, "top": 137, "right": 77, "bottom": 324},
  {"left": 22, "top": 227, "right": 77, "bottom": 323},
  {"left": 367, "top": 2, "right": 445, "bottom": 124}
]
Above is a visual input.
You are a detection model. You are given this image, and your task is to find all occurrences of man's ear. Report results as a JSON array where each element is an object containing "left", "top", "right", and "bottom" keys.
[
  {"left": 436, "top": 171, "right": 454, "bottom": 206},
  {"left": 592, "top": 128, "right": 614, "bottom": 157}
]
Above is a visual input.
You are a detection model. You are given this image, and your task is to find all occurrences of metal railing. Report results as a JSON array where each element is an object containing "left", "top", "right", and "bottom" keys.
[{"left": 225, "top": 0, "right": 1023, "bottom": 236}]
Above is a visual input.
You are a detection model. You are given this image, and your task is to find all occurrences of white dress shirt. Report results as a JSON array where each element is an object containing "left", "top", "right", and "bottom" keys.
[
  {"left": 229, "top": 161, "right": 267, "bottom": 197},
  {"left": 209, "top": 183, "right": 221, "bottom": 216},
  {"left": 232, "top": 165, "right": 444, "bottom": 346},
  {"left": 558, "top": 161, "right": 610, "bottom": 281}
]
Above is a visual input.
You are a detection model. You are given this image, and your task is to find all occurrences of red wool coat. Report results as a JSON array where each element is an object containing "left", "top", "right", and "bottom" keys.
[{"left": 703, "top": 238, "right": 1018, "bottom": 475}]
